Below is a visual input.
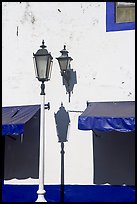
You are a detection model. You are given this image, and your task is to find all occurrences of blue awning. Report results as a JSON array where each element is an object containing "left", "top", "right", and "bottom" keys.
[
  {"left": 78, "top": 101, "right": 135, "bottom": 132},
  {"left": 2, "top": 105, "right": 40, "bottom": 136}
]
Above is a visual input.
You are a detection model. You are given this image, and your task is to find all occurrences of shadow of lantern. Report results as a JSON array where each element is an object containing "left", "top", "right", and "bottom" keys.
[
  {"left": 54, "top": 103, "right": 70, "bottom": 202},
  {"left": 62, "top": 66, "right": 77, "bottom": 103}
]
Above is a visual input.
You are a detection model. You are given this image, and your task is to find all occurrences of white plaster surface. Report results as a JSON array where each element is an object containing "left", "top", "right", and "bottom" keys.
[{"left": 2, "top": 2, "right": 135, "bottom": 185}]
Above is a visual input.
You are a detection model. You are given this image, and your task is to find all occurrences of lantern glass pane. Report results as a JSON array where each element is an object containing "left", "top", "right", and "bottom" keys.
[
  {"left": 33, "top": 57, "right": 38, "bottom": 78},
  {"left": 35, "top": 55, "right": 48, "bottom": 80},
  {"left": 58, "top": 58, "right": 68, "bottom": 71},
  {"left": 48, "top": 60, "right": 53, "bottom": 80},
  {"left": 46, "top": 58, "right": 53, "bottom": 81},
  {"left": 67, "top": 58, "right": 71, "bottom": 68}
]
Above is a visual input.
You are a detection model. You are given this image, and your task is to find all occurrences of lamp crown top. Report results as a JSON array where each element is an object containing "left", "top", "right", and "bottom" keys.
[
  {"left": 40, "top": 40, "right": 47, "bottom": 49},
  {"left": 34, "top": 39, "right": 53, "bottom": 56},
  {"left": 60, "top": 45, "right": 68, "bottom": 56}
]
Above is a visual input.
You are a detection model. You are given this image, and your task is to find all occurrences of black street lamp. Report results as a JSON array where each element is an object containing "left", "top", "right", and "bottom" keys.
[
  {"left": 33, "top": 40, "right": 53, "bottom": 82},
  {"left": 33, "top": 40, "right": 53, "bottom": 202}
]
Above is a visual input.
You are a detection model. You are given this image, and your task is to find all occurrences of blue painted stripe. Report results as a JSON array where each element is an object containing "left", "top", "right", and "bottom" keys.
[{"left": 2, "top": 184, "right": 135, "bottom": 202}]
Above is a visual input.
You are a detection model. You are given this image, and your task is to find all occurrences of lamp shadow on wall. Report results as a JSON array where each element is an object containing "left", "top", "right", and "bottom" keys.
[
  {"left": 54, "top": 103, "right": 70, "bottom": 202},
  {"left": 61, "top": 65, "right": 77, "bottom": 103}
]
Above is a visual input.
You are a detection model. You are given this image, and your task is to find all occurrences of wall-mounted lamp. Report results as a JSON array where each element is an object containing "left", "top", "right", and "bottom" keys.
[
  {"left": 56, "top": 45, "right": 74, "bottom": 102},
  {"left": 56, "top": 45, "right": 73, "bottom": 76}
]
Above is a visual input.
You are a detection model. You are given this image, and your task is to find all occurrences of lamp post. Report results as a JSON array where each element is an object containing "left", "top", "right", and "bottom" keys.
[
  {"left": 33, "top": 40, "right": 53, "bottom": 202},
  {"left": 56, "top": 45, "right": 73, "bottom": 102}
]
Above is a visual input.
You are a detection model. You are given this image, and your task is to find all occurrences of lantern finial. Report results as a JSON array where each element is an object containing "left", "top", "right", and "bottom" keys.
[{"left": 40, "top": 40, "right": 46, "bottom": 49}]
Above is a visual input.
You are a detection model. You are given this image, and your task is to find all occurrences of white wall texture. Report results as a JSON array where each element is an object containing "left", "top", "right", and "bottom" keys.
[{"left": 2, "top": 2, "right": 135, "bottom": 185}]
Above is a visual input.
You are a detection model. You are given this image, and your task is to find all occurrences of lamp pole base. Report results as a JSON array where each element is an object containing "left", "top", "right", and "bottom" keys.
[
  {"left": 35, "top": 190, "right": 47, "bottom": 202},
  {"left": 36, "top": 195, "right": 47, "bottom": 202}
]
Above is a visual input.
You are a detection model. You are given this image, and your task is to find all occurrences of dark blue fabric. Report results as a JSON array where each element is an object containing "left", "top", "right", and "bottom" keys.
[
  {"left": 2, "top": 184, "right": 135, "bottom": 202},
  {"left": 2, "top": 124, "right": 25, "bottom": 136},
  {"left": 2, "top": 105, "right": 40, "bottom": 136},
  {"left": 78, "top": 101, "right": 135, "bottom": 132},
  {"left": 78, "top": 116, "right": 135, "bottom": 132}
]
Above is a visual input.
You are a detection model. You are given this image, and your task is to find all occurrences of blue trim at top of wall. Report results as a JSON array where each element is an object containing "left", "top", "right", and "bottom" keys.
[{"left": 106, "top": 2, "right": 135, "bottom": 32}]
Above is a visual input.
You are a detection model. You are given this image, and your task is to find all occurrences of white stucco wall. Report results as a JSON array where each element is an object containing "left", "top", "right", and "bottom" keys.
[{"left": 2, "top": 2, "right": 135, "bottom": 185}]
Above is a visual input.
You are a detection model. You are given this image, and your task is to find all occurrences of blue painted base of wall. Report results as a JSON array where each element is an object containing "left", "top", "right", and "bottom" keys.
[{"left": 2, "top": 184, "right": 135, "bottom": 202}]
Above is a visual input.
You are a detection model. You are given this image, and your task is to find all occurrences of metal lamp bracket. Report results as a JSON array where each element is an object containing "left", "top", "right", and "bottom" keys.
[{"left": 44, "top": 102, "right": 50, "bottom": 110}]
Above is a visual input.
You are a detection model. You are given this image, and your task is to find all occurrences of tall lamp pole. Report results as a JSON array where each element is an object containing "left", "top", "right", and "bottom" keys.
[{"left": 33, "top": 40, "right": 53, "bottom": 202}]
